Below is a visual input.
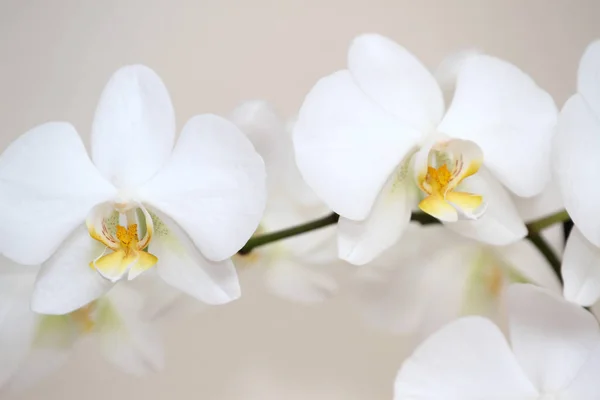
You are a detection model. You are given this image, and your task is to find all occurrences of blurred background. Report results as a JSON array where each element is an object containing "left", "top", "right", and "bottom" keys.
[{"left": 0, "top": 0, "right": 599, "bottom": 398}]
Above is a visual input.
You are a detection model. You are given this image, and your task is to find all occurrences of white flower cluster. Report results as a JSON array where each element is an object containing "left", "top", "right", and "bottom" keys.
[{"left": 0, "top": 33, "right": 599, "bottom": 398}]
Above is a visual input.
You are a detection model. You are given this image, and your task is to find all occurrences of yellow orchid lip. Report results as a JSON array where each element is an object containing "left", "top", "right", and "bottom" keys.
[
  {"left": 87, "top": 205, "right": 158, "bottom": 282},
  {"left": 415, "top": 139, "right": 485, "bottom": 222}
]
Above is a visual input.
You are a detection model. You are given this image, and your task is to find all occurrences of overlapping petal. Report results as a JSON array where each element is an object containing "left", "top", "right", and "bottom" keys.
[
  {"left": 578, "top": 40, "right": 600, "bottom": 118},
  {"left": 140, "top": 114, "right": 266, "bottom": 261},
  {"left": 99, "top": 285, "right": 164, "bottom": 376},
  {"left": 149, "top": 210, "right": 241, "bottom": 305},
  {"left": 348, "top": 33, "right": 444, "bottom": 133},
  {"left": 31, "top": 226, "right": 114, "bottom": 315},
  {"left": 554, "top": 95, "right": 600, "bottom": 247},
  {"left": 508, "top": 284, "right": 600, "bottom": 394},
  {"left": 394, "top": 317, "right": 538, "bottom": 399},
  {"left": 561, "top": 228, "right": 600, "bottom": 306},
  {"left": 338, "top": 169, "right": 415, "bottom": 265},
  {"left": 445, "top": 168, "right": 526, "bottom": 245},
  {"left": 438, "top": 54, "right": 557, "bottom": 197},
  {"left": 91, "top": 65, "right": 176, "bottom": 188},
  {"left": 0, "top": 123, "right": 116, "bottom": 265},
  {"left": 293, "top": 70, "right": 421, "bottom": 220}
]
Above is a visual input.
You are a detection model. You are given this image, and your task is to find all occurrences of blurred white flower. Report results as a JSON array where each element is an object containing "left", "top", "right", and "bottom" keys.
[
  {"left": 394, "top": 284, "right": 600, "bottom": 399},
  {"left": 352, "top": 221, "right": 561, "bottom": 340},
  {"left": 293, "top": 33, "right": 557, "bottom": 265},
  {"left": 230, "top": 101, "right": 343, "bottom": 303},
  {"left": 0, "top": 65, "right": 266, "bottom": 315},
  {"left": 0, "top": 256, "right": 163, "bottom": 395},
  {"left": 554, "top": 39, "right": 600, "bottom": 307}
]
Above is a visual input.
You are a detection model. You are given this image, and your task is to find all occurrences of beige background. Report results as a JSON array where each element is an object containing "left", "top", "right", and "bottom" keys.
[{"left": 1, "top": 0, "right": 599, "bottom": 399}]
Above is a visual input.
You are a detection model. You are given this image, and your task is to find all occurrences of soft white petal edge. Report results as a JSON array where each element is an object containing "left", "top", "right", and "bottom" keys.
[
  {"left": 578, "top": 39, "right": 600, "bottom": 118},
  {"left": 439, "top": 54, "right": 557, "bottom": 197},
  {"left": 394, "top": 316, "right": 538, "bottom": 399},
  {"left": 140, "top": 114, "right": 266, "bottom": 261},
  {"left": 554, "top": 94, "right": 600, "bottom": 247},
  {"left": 91, "top": 64, "right": 176, "bottom": 188},
  {"left": 507, "top": 284, "right": 600, "bottom": 394},
  {"left": 100, "top": 285, "right": 164, "bottom": 376},
  {"left": 0, "top": 122, "right": 116, "bottom": 265},
  {"left": 445, "top": 169, "right": 527, "bottom": 245},
  {"left": 338, "top": 169, "right": 414, "bottom": 265},
  {"left": 561, "top": 228, "right": 600, "bottom": 307},
  {"left": 293, "top": 69, "right": 421, "bottom": 220},
  {"left": 348, "top": 33, "right": 444, "bottom": 133},
  {"left": 32, "top": 226, "right": 114, "bottom": 315},
  {"left": 150, "top": 209, "right": 241, "bottom": 305}
]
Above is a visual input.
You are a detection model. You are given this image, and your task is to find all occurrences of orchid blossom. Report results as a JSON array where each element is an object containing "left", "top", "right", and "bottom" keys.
[
  {"left": 293, "top": 33, "right": 557, "bottom": 265},
  {"left": 554, "top": 39, "right": 600, "bottom": 307},
  {"left": 0, "top": 65, "right": 266, "bottom": 314},
  {"left": 394, "top": 284, "right": 600, "bottom": 399},
  {"left": 0, "top": 256, "right": 163, "bottom": 395}
]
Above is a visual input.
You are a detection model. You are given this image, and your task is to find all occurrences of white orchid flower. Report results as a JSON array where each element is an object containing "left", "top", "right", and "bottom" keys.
[
  {"left": 353, "top": 221, "right": 561, "bottom": 339},
  {"left": 0, "top": 256, "right": 163, "bottom": 395},
  {"left": 0, "top": 65, "right": 266, "bottom": 315},
  {"left": 394, "top": 284, "right": 600, "bottom": 399},
  {"left": 230, "top": 100, "right": 342, "bottom": 303},
  {"left": 293, "top": 33, "right": 557, "bottom": 265},
  {"left": 554, "top": 39, "right": 600, "bottom": 307}
]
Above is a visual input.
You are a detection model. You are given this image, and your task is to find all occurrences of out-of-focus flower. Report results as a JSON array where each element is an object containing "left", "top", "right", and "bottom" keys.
[
  {"left": 0, "top": 256, "right": 163, "bottom": 395},
  {"left": 230, "top": 101, "right": 343, "bottom": 303},
  {"left": 293, "top": 33, "right": 557, "bottom": 265},
  {"left": 352, "top": 221, "right": 561, "bottom": 340},
  {"left": 0, "top": 65, "right": 266, "bottom": 315},
  {"left": 394, "top": 284, "right": 600, "bottom": 399},
  {"left": 554, "top": 39, "right": 600, "bottom": 307}
]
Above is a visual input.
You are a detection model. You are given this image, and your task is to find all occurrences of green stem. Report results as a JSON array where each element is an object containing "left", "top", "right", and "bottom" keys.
[
  {"left": 526, "top": 210, "right": 571, "bottom": 234},
  {"left": 238, "top": 213, "right": 340, "bottom": 254},
  {"left": 526, "top": 232, "right": 563, "bottom": 284},
  {"left": 238, "top": 209, "right": 571, "bottom": 285}
]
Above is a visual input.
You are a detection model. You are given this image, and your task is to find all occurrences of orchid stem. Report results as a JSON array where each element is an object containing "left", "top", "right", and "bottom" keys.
[
  {"left": 239, "top": 211, "right": 439, "bottom": 255},
  {"left": 238, "top": 209, "right": 571, "bottom": 285},
  {"left": 526, "top": 232, "right": 563, "bottom": 284}
]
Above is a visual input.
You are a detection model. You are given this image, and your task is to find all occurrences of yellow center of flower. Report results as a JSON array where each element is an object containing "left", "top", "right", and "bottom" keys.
[
  {"left": 87, "top": 208, "right": 158, "bottom": 282},
  {"left": 416, "top": 141, "right": 485, "bottom": 222}
]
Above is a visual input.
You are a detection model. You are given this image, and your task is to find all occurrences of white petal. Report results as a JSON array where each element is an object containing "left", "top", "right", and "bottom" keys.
[
  {"left": 338, "top": 168, "right": 415, "bottom": 265},
  {"left": 293, "top": 70, "right": 421, "bottom": 220},
  {"left": 99, "top": 284, "right": 164, "bottom": 376},
  {"left": 229, "top": 100, "right": 286, "bottom": 173},
  {"left": 2, "top": 348, "right": 69, "bottom": 395},
  {"left": 445, "top": 168, "right": 527, "bottom": 245},
  {"left": 560, "top": 343, "right": 600, "bottom": 398},
  {"left": 507, "top": 284, "right": 600, "bottom": 393},
  {"left": 578, "top": 39, "right": 600, "bottom": 118},
  {"left": 438, "top": 55, "right": 557, "bottom": 197},
  {"left": 497, "top": 240, "right": 562, "bottom": 293},
  {"left": 513, "top": 181, "right": 564, "bottom": 223},
  {"left": 140, "top": 114, "right": 266, "bottom": 261},
  {"left": 562, "top": 228, "right": 600, "bottom": 306},
  {"left": 353, "top": 224, "right": 466, "bottom": 335},
  {"left": 149, "top": 209, "right": 240, "bottom": 305},
  {"left": 394, "top": 316, "right": 538, "bottom": 399},
  {"left": 434, "top": 49, "right": 483, "bottom": 107},
  {"left": 91, "top": 65, "right": 176, "bottom": 188},
  {"left": 0, "top": 260, "right": 38, "bottom": 389},
  {"left": 6, "top": 341, "right": 69, "bottom": 391},
  {"left": 554, "top": 94, "right": 600, "bottom": 247},
  {"left": 31, "top": 226, "right": 114, "bottom": 315},
  {"left": 348, "top": 33, "right": 444, "bottom": 132},
  {"left": 265, "top": 260, "right": 338, "bottom": 304},
  {"left": 0, "top": 122, "right": 116, "bottom": 265}
]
